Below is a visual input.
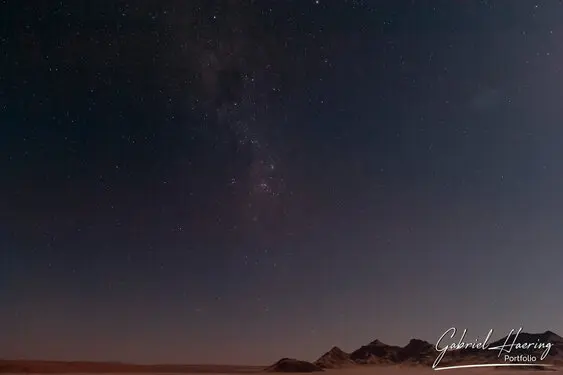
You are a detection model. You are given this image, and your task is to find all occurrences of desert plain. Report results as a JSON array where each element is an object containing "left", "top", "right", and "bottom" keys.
[{"left": 0, "top": 364, "right": 560, "bottom": 375}]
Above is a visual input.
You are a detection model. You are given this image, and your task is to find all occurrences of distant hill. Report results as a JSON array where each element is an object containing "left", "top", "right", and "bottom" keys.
[
  {"left": 484, "top": 330, "right": 563, "bottom": 364},
  {"left": 349, "top": 339, "right": 402, "bottom": 364},
  {"left": 317, "top": 330, "right": 563, "bottom": 370},
  {"left": 397, "top": 339, "right": 435, "bottom": 365},
  {"left": 429, "top": 330, "right": 563, "bottom": 368},
  {"left": 313, "top": 346, "right": 355, "bottom": 369},
  {"left": 265, "top": 358, "right": 323, "bottom": 373},
  {"left": 489, "top": 330, "right": 563, "bottom": 349}
]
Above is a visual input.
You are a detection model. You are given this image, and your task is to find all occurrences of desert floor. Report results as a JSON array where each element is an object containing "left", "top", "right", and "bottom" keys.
[
  {"left": 323, "top": 366, "right": 561, "bottom": 375},
  {"left": 1, "top": 363, "right": 561, "bottom": 375},
  {"left": 2, "top": 366, "right": 561, "bottom": 375},
  {"left": 316, "top": 366, "right": 561, "bottom": 375}
]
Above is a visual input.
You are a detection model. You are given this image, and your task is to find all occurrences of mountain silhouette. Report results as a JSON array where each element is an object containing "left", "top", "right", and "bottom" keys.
[
  {"left": 314, "top": 347, "right": 355, "bottom": 369},
  {"left": 398, "top": 339, "right": 435, "bottom": 365},
  {"left": 306, "top": 330, "right": 563, "bottom": 370},
  {"left": 265, "top": 358, "right": 323, "bottom": 373},
  {"left": 489, "top": 330, "right": 563, "bottom": 348},
  {"left": 349, "top": 339, "right": 402, "bottom": 364}
]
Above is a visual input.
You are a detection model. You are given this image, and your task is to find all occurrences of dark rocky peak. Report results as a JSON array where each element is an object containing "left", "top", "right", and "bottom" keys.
[
  {"left": 265, "top": 358, "right": 324, "bottom": 373},
  {"left": 368, "top": 339, "right": 387, "bottom": 346}
]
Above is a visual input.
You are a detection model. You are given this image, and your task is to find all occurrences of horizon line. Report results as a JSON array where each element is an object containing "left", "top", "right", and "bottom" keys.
[{"left": 433, "top": 363, "right": 555, "bottom": 371}]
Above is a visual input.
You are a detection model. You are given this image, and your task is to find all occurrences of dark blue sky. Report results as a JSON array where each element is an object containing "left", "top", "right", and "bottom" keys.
[{"left": 2, "top": 0, "right": 563, "bottom": 365}]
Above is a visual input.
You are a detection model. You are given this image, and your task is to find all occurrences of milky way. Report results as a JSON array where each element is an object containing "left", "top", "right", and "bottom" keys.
[{"left": 187, "top": 2, "right": 292, "bottom": 226}]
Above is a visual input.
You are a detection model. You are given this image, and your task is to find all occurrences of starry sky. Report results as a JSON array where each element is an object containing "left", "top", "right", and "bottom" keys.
[{"left": 2, "top": 0, "right": 563, "bottom": 366}]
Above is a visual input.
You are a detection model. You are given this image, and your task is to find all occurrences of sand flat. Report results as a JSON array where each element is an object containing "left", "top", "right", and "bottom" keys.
[{"left": 0, "top": 363, "right": 560, "bottom": 375}]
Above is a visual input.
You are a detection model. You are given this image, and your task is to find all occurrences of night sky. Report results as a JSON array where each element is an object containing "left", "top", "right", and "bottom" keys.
[{"left": 2, "top": 0, "right": 563, "bottom": 366}]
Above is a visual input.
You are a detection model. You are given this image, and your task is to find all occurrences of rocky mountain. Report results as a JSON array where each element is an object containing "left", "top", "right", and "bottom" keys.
[
  {"left": 489, "top": 330, "right": 563, "bottom": 348},
  {"left": 486, "top": 330, "right": 563, "bottom": 363},
  {"left": 349, "top": 339, "right": 402, "bottom": 364},
  {"left": 435, "top": 330, "right": 563, "bottom": 367},
  {"left": 314, "top": 346, "right": 355, "bottom": 369},
  {"left": 397, "top": 339, "right": 435, "bottom": 365},
  {"left": 273, "top": 330, "right": 563, "bottom": 373},
  {"left": 265, "top": 358, "right": 324, "bottom": 373}
]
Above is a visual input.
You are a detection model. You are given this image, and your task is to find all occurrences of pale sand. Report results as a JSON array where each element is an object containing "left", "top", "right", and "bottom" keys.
[
  {"left": 329, "top": 367, "right": 556, "bottom": 375},
  {"left": 300, "top": 366, "right": 560, "bottom": 375},
  {"left": 331, "top": 366, "right": 559, "bottom": 375},
  {"left": 1, "top": 365, "right": 560, "bottom": 375}
]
